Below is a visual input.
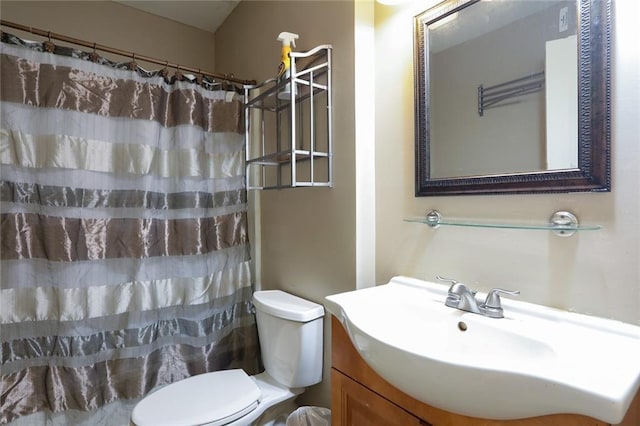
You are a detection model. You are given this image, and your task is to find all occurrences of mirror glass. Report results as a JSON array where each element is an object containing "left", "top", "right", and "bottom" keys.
[{"left": 414, "top": 0, "right": 611, "bottom": 196}]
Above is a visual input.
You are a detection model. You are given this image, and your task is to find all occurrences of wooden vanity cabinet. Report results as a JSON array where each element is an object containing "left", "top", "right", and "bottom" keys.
[{"left": 330, "top": 316, "right": 639, "bottom": 426}]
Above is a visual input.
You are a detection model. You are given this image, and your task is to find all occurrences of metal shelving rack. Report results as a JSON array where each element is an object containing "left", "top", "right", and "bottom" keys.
[{"left": 244, "top": 45, "right": 332, "bottom": 190}]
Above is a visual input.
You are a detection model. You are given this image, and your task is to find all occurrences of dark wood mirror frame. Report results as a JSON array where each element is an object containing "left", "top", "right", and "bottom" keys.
[{"left": 414, "top": 0, "right": 611, "bottom": 196}]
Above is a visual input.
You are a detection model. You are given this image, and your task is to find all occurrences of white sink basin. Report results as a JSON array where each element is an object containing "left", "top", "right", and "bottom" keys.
[{"left": 325, "top": 276, "right": 640, "bottom": 423}]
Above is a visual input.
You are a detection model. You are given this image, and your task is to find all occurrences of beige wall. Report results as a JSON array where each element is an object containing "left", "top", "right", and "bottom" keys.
[
  {"left": 5, "top": 0, "right": 637, "bottom": 413},
  {"left": 1, "top": 0, "right": 350, "bottom": 410},
  {"left": 0, "top": 1, "right": 216, "bottom": 72},
  {"left": 215, "top": 1, "right": 356, "bottom": 409},
  {"left": 375, "top": 0, "right": 640, "bottom": 326}
]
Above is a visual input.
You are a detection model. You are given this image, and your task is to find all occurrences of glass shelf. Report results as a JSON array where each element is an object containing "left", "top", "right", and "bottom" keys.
[{"left": 404, "top": 210, "right": 601, "bottom": 237}]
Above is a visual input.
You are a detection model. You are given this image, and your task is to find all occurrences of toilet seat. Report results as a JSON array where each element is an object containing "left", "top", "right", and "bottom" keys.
[{"left": 131, "top": 369, "right": 262, "bottom": 426}]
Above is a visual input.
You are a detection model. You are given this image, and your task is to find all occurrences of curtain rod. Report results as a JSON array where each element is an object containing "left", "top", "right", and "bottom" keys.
[{"left": 0, "top": 19, "right": 256, "bottom": 86}]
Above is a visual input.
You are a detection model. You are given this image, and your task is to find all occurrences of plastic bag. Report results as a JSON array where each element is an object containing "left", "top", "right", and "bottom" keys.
[{"left": 285, "top": 406, "right": 331, "bottom": 426}]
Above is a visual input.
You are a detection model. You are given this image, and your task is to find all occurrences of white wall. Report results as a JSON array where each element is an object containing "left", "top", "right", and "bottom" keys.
[
  {"left": 219, "top": 0, "right": 639, "bottom": 411},
  {"left": 546, "top": 34, "right": 579, "bottom": 170},
  {"left": 375, "top": 0, "right": 640, "bottom": 326}
]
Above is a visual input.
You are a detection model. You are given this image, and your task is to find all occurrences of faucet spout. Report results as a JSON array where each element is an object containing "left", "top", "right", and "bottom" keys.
[{"left": 446, "top": 282, "right": 481, "bottom": 314}]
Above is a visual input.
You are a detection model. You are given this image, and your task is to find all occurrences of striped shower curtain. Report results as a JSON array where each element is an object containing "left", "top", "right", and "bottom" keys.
[{"left": 0, "top": 35, "right": 260, "bottom": 425}]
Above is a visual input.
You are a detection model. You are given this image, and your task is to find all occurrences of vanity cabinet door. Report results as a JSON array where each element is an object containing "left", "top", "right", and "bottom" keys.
[{"left": 331, "top": 368, "right": 427, "bottom": 426}]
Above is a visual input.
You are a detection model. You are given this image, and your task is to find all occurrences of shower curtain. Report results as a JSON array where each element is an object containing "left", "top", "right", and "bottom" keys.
[{"left": 0, "top": 34, "right": 260, "bottom": 425}]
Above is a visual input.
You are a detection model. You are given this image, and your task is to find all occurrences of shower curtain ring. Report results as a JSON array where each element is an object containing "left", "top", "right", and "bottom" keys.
[
  {"left": 129, "top": 52, "right": 138, "bottom": 71},
  {"left": 44, "top": 31, "right": 55, "bottom": 52},
  {"left": 174, "top": 64, "right": 183, "bottom": 81},
  {"left": 89, "top": 42, "right": 99, "bottom": 62},
  {"left": 160, "top": 60, "right": 170, "bottom": 79}
]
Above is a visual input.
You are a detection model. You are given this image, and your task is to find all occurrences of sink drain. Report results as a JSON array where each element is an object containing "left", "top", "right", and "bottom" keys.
[{"left": 457, "top": 321, "right": 468, "bottom": 332}]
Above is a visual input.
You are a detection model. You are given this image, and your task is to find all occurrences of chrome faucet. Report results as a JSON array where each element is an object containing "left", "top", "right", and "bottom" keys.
[
  {"left": 445, "top": 281, "right": 481, "bottom": 313},
  {"left": 436, "top": 276, "right": 519, "bottom": 319}
]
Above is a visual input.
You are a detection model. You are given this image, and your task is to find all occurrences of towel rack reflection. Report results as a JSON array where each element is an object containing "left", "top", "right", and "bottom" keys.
[{"left": 478, "top": 71, "right": 545, "bottom": 116}]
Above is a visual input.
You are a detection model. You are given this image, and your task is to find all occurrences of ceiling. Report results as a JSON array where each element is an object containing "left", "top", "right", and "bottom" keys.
[
  {"left": 115, "top": 1, "right": 241, "bottom": 33},
  {"left": 429, "top": 1, "right": 561, "bottom": 53}
]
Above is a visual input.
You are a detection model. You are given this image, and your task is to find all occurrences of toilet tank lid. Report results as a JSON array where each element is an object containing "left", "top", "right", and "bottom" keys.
[{"left": 253, "top": 290, "right": 325, "bottom": 322}]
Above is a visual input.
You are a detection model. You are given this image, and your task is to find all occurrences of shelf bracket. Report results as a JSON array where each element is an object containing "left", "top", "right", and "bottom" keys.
[{"left": 549, "top": 211, "right": 579, "bottom": 237}]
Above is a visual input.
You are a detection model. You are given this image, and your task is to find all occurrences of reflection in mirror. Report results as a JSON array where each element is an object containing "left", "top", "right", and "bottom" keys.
[
  {"left": 414, "top": 0, "right": 611, "bottom": 196},
  {"left": 430, "top": 1, "right": 577, "bottom": 177}
]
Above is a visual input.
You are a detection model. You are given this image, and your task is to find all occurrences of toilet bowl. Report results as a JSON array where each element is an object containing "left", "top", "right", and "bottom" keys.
[{"left": 131, "top": 290, "right": 325, "bottom": 426}]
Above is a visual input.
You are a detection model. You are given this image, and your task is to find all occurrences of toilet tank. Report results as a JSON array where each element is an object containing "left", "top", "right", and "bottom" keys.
[{"left": 252, "top": 290, "right": 324, "bottom": 388}]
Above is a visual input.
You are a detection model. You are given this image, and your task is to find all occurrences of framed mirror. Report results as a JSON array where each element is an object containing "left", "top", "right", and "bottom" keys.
[{"left": 414, "top": 0, "right": 611, "bottom": 196}]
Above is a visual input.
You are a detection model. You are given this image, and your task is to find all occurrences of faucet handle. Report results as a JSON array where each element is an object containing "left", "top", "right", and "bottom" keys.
[
  {"left": 436, "top": 276, "right": 460, "bottom": 297},
  {"left": 483, "top": 288, "right": 520, "bottom": 307},
  {"left": 436, "top": 275, "right": 458, "bottom": 286},
  {"left": 437, "top": 276, "right": 476, "bottom": 295},
  {"left": 481, "top": 288, "right": 520, "bottom": 318}
]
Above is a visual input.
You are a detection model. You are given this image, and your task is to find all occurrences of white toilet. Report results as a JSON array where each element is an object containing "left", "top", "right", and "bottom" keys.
[{"left": 131, "top": 290, "right": 325, "bottom": 426}]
